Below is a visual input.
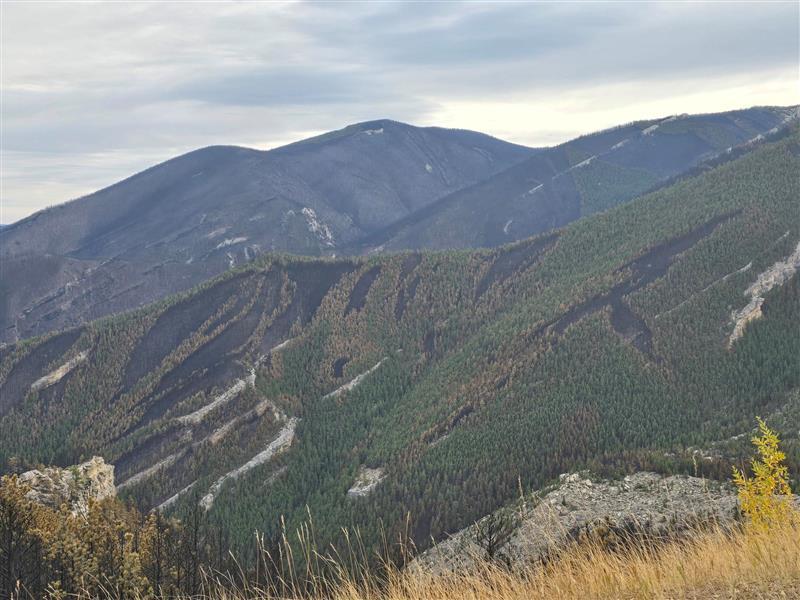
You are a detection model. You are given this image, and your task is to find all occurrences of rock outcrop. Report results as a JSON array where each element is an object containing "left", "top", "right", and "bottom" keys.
[
  {"left": 729, "top": 240, "right": 800, "bottom": 347},
  {"left": 347, "top": 466, "right": 386, "bottom": 498},
  {"left": 18, "top": 456, "right": 115, "bottom": 515},
  {"left": 417, "top": 472, "right": 741, "bottom": 573}
]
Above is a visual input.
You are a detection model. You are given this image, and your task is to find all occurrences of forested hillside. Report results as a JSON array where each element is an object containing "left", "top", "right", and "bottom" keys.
[
  {"left": 1, "top": 126, "right": 798, "bottom": 566},
  {"left": 0, "top": 121, "right": 533, "bottom": 343},
  {"left": 1, "top": 107, "right": 794, "bottom": 344},
  {"left": 348, "top": 106, "right": 797, "bottom": 251}
]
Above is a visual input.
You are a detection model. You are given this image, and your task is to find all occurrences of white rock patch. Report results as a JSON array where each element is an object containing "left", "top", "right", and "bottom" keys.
[
  {"left": 206, "top": 227, "right": 229, "bottom": 239},
  {"left": 157, "top": 481, "right": 196, "bottom": 511},
  {"left": 177, "top": 366, "right": 258, "bottom": 426},
  {"left": 215, "top": 237, "right": 248, "bottom": 250},
  {"left": 200, "top": 418, "right": 298, "bottom": 511},
  {"left": 31, "top": 351, "right": 89, "bottom": 392},
  {"left": 301, "top": 207, "right": 336, "bottom": 247},
  {"left": 526, "top": 183, "right": 543, "bottom": 196},
  {"left": 208, "top": 398, "right": 284, "bottom": 445},
  {"left": 323, "top": 358, "right": 387, "bottom": 400},
  {"left": 347, "top": 466, "right": 386, "bottom": 498},
  {"left": 270, "top": 338, "right": 294, "bottom": 353},
  {"left": 729, "top": 240, "right": 800, "bottom": 347},
  {"left": 573, "top": 155, "right": 596, "bottom": 169},
  {"left": 117, "top": 450, "right": 183, "bottom": 491}
]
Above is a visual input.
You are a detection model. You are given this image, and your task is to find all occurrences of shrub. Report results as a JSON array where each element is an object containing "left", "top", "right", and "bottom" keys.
[{"left": 732, "top": 417, "right": 794, "bottom": 530}]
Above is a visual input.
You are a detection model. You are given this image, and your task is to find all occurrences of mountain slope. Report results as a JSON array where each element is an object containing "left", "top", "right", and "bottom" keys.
[
  {"left": 2, "top": 108, "right": 795, "bottom": 345},
  {"left": 0, "top": 121, "right": 533, "bottom": 342},
  {"left": 2, "top": 125, "right": 798, "bottom": 561},
  {"left": 351, "top": 106, "right": 798, "bottom": 251}
]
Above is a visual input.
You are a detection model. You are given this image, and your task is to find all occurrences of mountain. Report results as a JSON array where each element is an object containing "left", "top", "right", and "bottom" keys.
[
  {"left": 349, "top": 106, "right": 799, "bottom": 251},
  {"left": 2, "top": 124, "right": 797, "bottom": 560},
  {"left": 4, "top": 107, "right": 796, "bottom": 345},
  {"left": 2, "top": 107, "right": 796, "bottom": 344},
  {"left": 0, "top": 121, "right": 534, "bottom": 343}
]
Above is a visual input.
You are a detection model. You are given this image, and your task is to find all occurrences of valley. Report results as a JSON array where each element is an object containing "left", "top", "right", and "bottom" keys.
[{"left": 1, "top": 124, "right": 798, "bottom": 565}]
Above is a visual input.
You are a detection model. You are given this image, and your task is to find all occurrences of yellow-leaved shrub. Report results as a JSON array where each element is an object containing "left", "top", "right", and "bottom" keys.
[{"left": 732, "top": 417, "right": 794, "bottom": 530}]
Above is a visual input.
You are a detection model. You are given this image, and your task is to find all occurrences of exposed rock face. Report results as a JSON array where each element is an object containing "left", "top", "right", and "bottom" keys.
[
  {"left": 199, "top": 417, "right": 298, "bottom": 511},
  {"left": 18, "top": 456, "right": 115, "bottom": 515},
  {"left": 417, "top": 472, "right": 741, "bottom": 572},
  {"left": 30, "top": 350, "right": 89, "bottom": 393},
  {"left": 729, "top": 240, "right": 800, "bottom": 347},
  {"left": 347, "top": 466, "right": 386, "bottom": 498}
]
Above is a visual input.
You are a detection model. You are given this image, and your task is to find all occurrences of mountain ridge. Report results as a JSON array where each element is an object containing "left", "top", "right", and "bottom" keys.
[{"left": 1, "top": 105, "right": 795, "bottom": 345}]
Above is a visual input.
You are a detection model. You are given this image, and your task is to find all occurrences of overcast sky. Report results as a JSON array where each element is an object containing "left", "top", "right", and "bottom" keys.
[{"left": 2, "top": 1, "right": 798, "bottom": 224}]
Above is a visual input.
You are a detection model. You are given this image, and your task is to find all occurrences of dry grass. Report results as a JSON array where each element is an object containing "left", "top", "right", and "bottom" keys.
[{"left": 199, "top": 513, "right": 800, "bottom": 600}]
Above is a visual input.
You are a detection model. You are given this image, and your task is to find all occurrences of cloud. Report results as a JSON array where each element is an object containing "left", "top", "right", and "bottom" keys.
[{"left": 1, "top": 1, "right": 798, "bottom": 222}]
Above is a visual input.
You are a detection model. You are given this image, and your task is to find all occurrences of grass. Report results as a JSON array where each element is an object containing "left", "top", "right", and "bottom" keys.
[{"left": 188, "top": 512, "right": 800, "bottom": 600}]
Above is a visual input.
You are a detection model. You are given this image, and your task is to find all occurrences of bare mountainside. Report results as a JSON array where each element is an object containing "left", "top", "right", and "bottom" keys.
[
  {"left": 1, "top": 127, "right": 798, "bottom": 558},
  {"left": 0, "top": 106, "right": 795, "bottom": 344}
]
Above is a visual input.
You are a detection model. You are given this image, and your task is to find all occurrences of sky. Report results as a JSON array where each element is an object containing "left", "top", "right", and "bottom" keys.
[{"left": 1, "top": 1, "right": 798, "bottom": 224}]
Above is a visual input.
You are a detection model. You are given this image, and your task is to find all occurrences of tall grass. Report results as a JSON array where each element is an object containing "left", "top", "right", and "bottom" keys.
[{"left": 187, "top": 511, "right": 799, "bottom": 600}]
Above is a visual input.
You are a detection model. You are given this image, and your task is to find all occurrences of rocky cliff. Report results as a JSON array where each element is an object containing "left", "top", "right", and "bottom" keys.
[
  {"left": 417, "top": 471, "right": 744, "bottom": 572},
  {"left": 18, "top": 456, "right": 115, "bottom": 515}
]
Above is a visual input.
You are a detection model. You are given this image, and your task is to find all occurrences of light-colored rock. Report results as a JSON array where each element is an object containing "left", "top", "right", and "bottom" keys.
[
  {"left": 416, "top": 472, "right": 743, "bottom": 573},
  {"left": 116, "top": 450, "right": 184, "bottom": 491},
  {"left": 200, "top": 417, "right": 298, "bottom": 511},
  {"left": 347, "top": 466, "right": 386, "bottom": 498},
  {"left": 323, "top": 358, "right": 387, "bottom": 400},
  {"left": 301, "top": 207, "right": 335, "bottom": 247},
  {"left": 729, "top": 240, "right": 800, "bottom": 347},
  {"left": 30, "top": 351, "right": 89, "bottom": 392},
  {"left": 18, "top": 456, "right": 114, "bottom": 515}
]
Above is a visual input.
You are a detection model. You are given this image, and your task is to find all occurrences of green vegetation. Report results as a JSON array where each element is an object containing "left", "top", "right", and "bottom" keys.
[
  {"left": 1, "top": 420, "right": 797, "bottom": 599},
  {"left": 572, "top": 158, "right": 660, "bottom": 215},
  {"left": 1, "top": 127, "right": 798, "bottom": 576}
]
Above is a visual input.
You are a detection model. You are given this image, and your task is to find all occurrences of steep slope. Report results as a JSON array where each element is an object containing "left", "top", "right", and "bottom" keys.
[
  {"left": 2, "top": 126, "right": 797, "bottom": 562},
  {"left": 3, "top": 108, "right": 795, "bottom": 345},
  {"left": 0, "top": 121, "right": 533, "bottom": 342},
  {"left": 351, "top": 106, "right": 798, "bottom": 252}
]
